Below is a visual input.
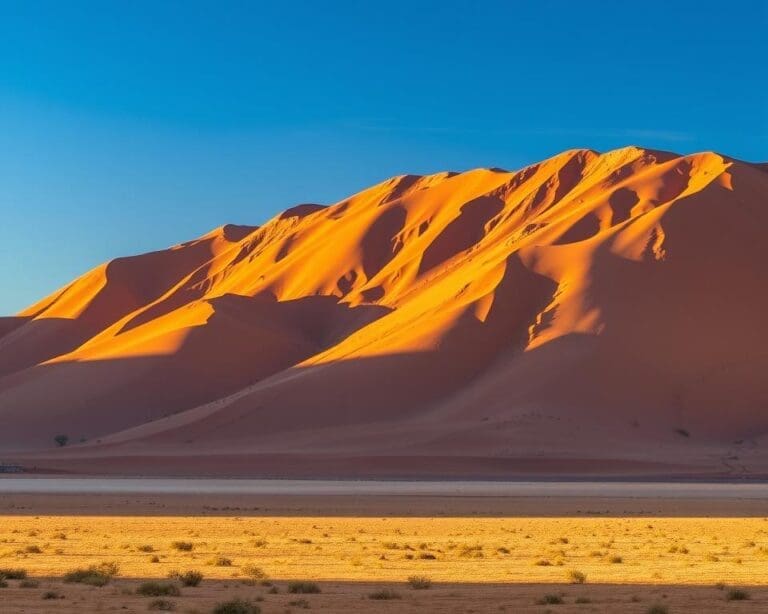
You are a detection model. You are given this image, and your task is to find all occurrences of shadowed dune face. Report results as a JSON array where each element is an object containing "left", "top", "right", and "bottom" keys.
[{"left": 2, "top": 146, "right": 768, "bottom": 477}]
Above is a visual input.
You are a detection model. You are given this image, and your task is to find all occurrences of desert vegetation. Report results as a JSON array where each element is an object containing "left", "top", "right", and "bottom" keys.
[{"left": 0, "top": 515, "right": 766, "bottom": 611}]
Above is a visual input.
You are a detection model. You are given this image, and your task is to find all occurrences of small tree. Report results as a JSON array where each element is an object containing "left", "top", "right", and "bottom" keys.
[{"left": 54, "top": 434, "right": 69, "bottom": 447}]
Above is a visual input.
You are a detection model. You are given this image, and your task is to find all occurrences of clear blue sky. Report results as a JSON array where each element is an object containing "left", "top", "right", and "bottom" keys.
[{"left": 1, "top": 0, "right": 766, "bottom": 314}]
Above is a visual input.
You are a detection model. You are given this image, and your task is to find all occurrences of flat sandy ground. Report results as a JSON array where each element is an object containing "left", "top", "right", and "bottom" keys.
[{"left": 1, "top": 480, "right": 767, "bottom": 612}]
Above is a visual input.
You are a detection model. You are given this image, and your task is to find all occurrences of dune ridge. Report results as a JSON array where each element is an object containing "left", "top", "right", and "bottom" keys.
[{"left": 2, "top": 146, "right": 767, "bottom": 478}]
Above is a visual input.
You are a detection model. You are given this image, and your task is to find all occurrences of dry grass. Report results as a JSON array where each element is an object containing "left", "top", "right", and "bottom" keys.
[{"left": 0, "top": 515, "right": 767, "bottom": 587}]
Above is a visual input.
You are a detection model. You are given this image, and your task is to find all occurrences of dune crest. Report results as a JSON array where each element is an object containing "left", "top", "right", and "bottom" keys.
[{"left": 2, "top": 147, "right": 767, "bottom": 478}]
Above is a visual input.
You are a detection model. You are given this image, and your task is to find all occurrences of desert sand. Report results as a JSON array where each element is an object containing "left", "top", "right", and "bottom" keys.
[
  {"left": 1, "top": 501, "right": 767, "bottom": 613},
  {"left": 1, "top": 146, "right": 767, "bottom": 478}
]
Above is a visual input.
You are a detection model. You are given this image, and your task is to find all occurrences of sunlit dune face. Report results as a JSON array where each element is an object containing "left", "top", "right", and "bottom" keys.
[{"left": 1, "top": 146, "right": 767, "bottom": 470}]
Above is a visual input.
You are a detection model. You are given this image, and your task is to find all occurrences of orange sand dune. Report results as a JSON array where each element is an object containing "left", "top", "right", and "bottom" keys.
[{"left": 2, "top": 147, "right": 767, "bottom": 478}]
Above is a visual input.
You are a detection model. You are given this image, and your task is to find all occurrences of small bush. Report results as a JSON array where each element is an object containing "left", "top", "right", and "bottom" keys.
[
  {"left": 568, "top": 569, "right": 587, "bottom": 584},
  {"left": 240, "top": 564, "right": 267, "bottom": 584},
  {"left": 63, "top": 562, "right": 119, "bottom": 586},
  {"left": 19, "top": 579, "right": 39, "bottom": 588},
  {"left": 137, "top": 582, "right": 181, "bottom": 597},
  {"left": 208, "top": 555, "right": 233, "bottom": 567},
  {"left": 138, "top": 545, "right": 155, "bottom": 553},
  {"left": 726, "top": 589, "right": 750, "bottom": 601},
  {"left": 418, "top": 552, "right": 436, "bottom": 560},
  {"left": 171, "top": 541, "right": 194, "bottom": 551},
  {"left": 534, "top": 559, "right": 552, "bottom": 566},
  {"left": 169, "top": 570, "right": 203, "bottom": 587},
  {"left": 54, "top": 434, "right": 69, "bottom": 447},
  {"left": 407, "top": 576, "right": 431, "bottom": 589},
  {"left": 0, "top": 578, "right": 6, "bottom": 588},
  {"left": 148, "top": 599, "right": 175, "bottom": 611},
  {"left": 288, "top": 581, "right": 321, "bottom": 594},
  {"left": 150, "top": 555, "right": 160, "bottom": 563},
  {"left": 25, "top": 545, "right": 42, "bottom": 554},
  {"left": 0, "top": 568, "right": 27, "bottom": 579},
  {"left": 536, "top": 594, "right": 564, "bottom": 605},
  {"left": 608, "top": 555, "right": 623, "bottom": 564},
  {"left": 369, "top": 588, "right": 401, "bottom": 600},
  {"left": 212, "top": 598, "right": 261, "bottom": 614},
  {"left": 575, "top": 597, "right": 591, "bottom": 604},
  {"left": 42, "top": 590, "right": 62, "bottom": 600},
  {"left": 288, "top": 598, "right": 310, "bottom": 609},
  {"left": 646, "top": 606, "right": 669, "bottom": 614}
]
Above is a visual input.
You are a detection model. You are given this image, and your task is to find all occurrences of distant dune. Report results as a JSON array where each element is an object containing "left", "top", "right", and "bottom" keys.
[{"left": 2, "top": 146, "right": 767, "bottom": 478}]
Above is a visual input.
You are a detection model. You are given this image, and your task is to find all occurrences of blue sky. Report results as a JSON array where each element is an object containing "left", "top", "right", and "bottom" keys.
[{"left": 1, "top": 0, "right": 766, "bottom": 314}]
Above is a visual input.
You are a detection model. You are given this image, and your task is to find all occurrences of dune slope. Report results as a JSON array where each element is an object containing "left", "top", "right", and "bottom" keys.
[{"left": 2, "top": 147, "right": 767, "bottom": 478}]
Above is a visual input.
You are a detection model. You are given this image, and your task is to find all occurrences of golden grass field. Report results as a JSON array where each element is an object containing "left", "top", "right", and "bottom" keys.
[{"left": 2, "top": 514, "right": 768, "bottom": 612}]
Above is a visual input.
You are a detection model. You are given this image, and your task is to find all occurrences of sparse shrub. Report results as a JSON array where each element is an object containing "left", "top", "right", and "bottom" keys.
[
  {"left": 288, "top": 581, "right": 321, "bottom": 594},
  {"left": 169, "top": 570, "right": 203, "bottom": 587},
  {"left": 138, "top": 545, "right": 155, "bottom": 553},
  {"left": 148, "top": 599, "right": 175, "bottom": 611},
  {"left": 25, "top": 545, "right": 42, "bottom": 553},
  {"left": 608, "top": 555, "right": 623, "bottom": 564},
  {"left": 212, "top": 598, "right": 261, "bottom": 614},
  {"left": 42, "top": 590, "right": 62, "bottom": 599},
  {"left": 136, "top": 581, "right": 181, "bottom": 597},
  {"left": 726, "top": 589, "right": 750, "bottom": 601},
  {"left": 418, "top": 552, "right": 436, "bottom": 560},
  {"left": 240, "top": 564, "right": 267, "bottom": 581},
  {"left": 534, "top": 559, "right": 552, "bottom": 566},
  {"left": 575, "top": 597, "right": 591, "bottom": 604},
  {"left": 0, "top": 568, "right": 27, "bottom": 579},
  {"left": 0, "top": 578, "right": 7, "bottom": 588},
  {"left": 19, "top": 579, "right": 39, "bottom": 588},
  {"left": 208, "top": 555, "right": 232, "bottom": 567},
  {"left": 407, "top": 576, "right": 431, "bottom": 589},
  {"left": 536, "top": 594, "right": 564, "bottom": 604},
  {"left": 54, "top": 434, "right": 69, "bottom": 447},
  {"left": 288, "top": 598, "right": 310, "bottom": 609},
  {"left": 646, "top": 605, "right": 669, "bottom": 614},
  {"left": 171, "top": 541, "right": 194, "bottom": 551},
  {"left": 267, "top": 586, "right": 279, "bottom": 594},
  {"left": 369, "top": 588, "right": 401, "bottom": 600},
  {"left": 63, "top": 562, "right": 119, "bottom": 586},
  {"left": 496, "top": 546, "right": 510, "bottom": 554},
  {"left": 568, "top": 569, "right": 587, "bottom": 584},
  {"left": 150, "top": 555, "right": 160, "bottom": 563},
  {"left": 458, "top": 544, "right": 484, "bottom": 558}
]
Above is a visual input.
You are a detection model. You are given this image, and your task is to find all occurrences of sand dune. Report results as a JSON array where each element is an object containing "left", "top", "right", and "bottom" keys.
[{"left": 2, "top": 146, "right": 767, "bottom": 478}]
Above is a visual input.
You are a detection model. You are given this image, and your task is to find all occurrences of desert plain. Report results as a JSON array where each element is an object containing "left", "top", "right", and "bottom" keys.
[{"left": 1, "top": 480, "right": 767, "bottom": 613}]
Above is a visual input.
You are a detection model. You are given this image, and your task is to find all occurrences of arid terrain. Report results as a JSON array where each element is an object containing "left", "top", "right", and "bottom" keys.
[
  {"left": 1, "top": 146, "right": 768, "bottom": 478},
  {"left": 2, "top": 485, "right": 768, "bottom": 613}
]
